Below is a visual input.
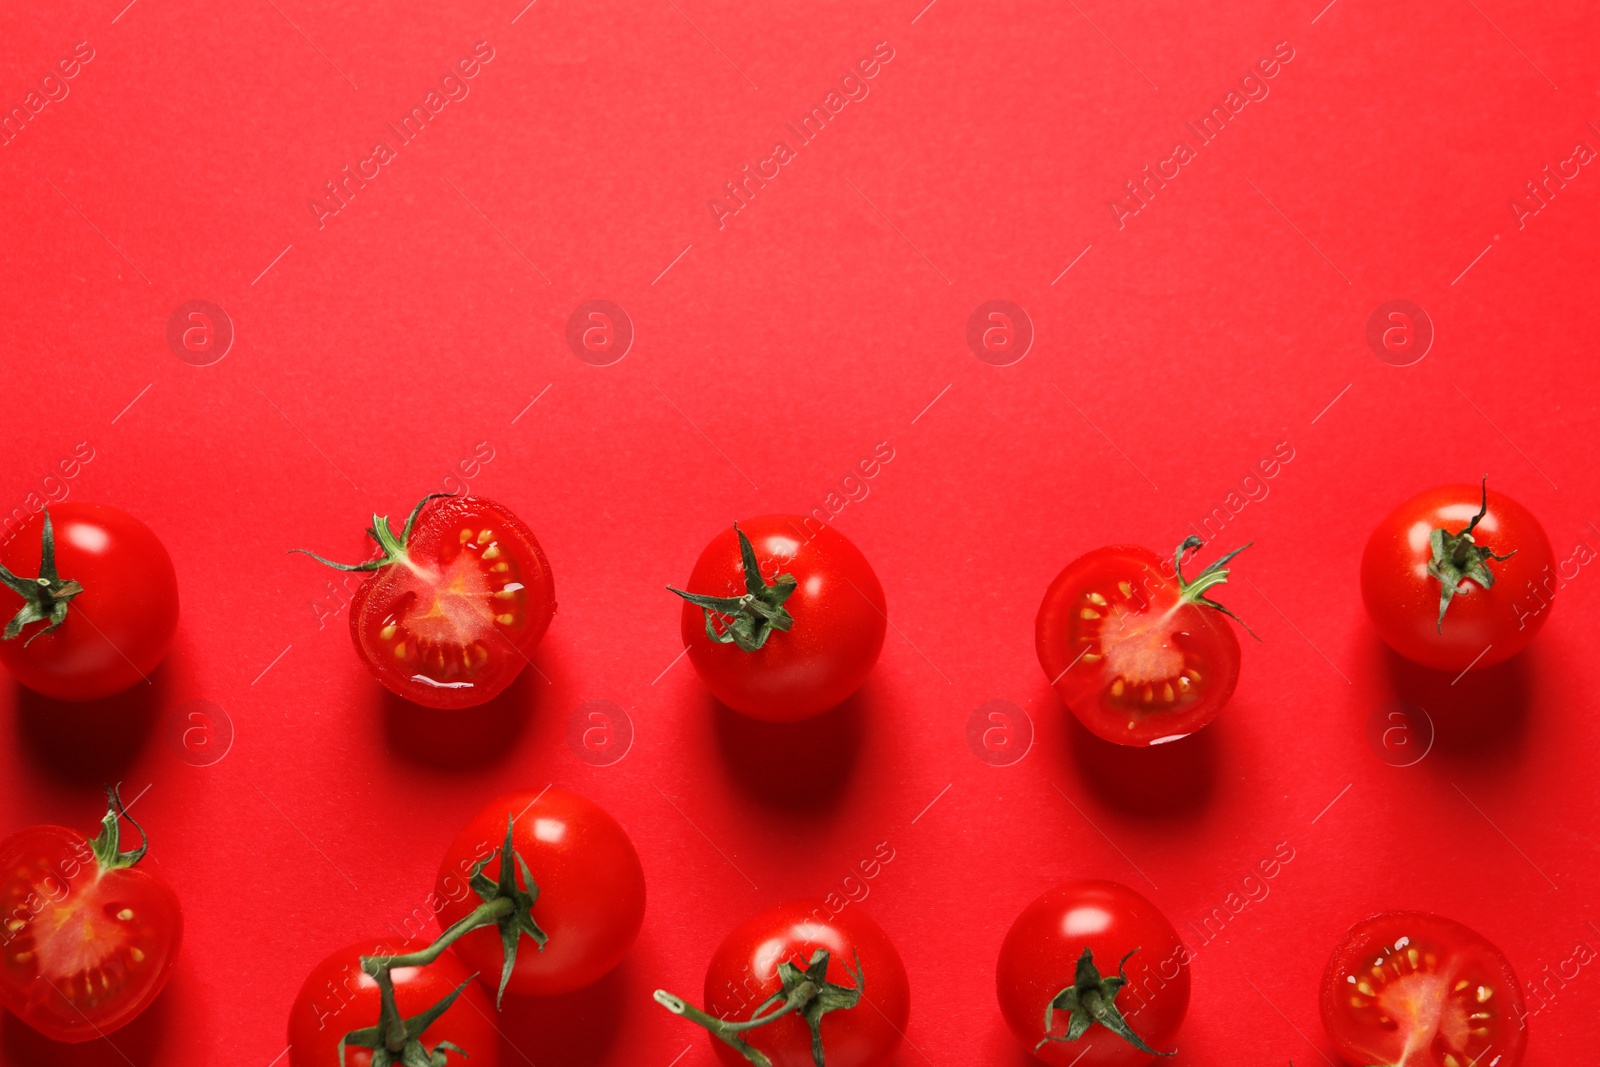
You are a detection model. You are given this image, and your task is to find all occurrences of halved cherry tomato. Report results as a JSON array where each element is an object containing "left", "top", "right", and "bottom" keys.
[
  {"left": 1320, "top": 911, "right": 1526, "bottom": 1067},
  {"left": 656, "top": 899, "right": 909, "bottom": 1067},
  {"left": 298, "top": 495, "right": 555, "bottom": 709},
  {"left": 996, "top": 880, "right": 1189, "bottom": 1067},
  {"left": 1036, "top": 538, "right": 1250, "bottom": 745},
  {"left": 435, "top": 787, "right": 644, "bottom": 997},
  {"left": 288, "top": 938, "right": 498, "bottom": 1067},
  {"left": 0, "top": 789, "right": 181, "bottom": 1042},
  {"left": 0, "top": 504, "right": 177, "bottom": 702},
  {"left": 669, "top": 517, "right": 886, "bottom": 722},
  {"left": 1361, "top": 480, "right": 1554, "bottom": 672}
]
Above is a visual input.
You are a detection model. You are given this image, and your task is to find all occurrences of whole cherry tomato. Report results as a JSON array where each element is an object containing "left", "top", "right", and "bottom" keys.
[
  {"left": 297, "top": 494, "right": 555, "bottom": 709},
  {"left": 1037, "top": 537, "right": 1252, "bottom": 745},
  {"left": 1361, "top": 480, "right": 1554, "bottom": 671},
  {"left": 288, "top": 938, "right": 498, "bottom": 1067},
  {"left": 0, "top": 789, "right": 182, "bottom": 1042},
  {"left": 656, "top": 899, "right": 909, "bottom": 1067},
  {"left": 669, "top": 518, "right": 886, "bottom": 721},
  {"left": 0, "top": 505, "right": 177, "bottom": 701},
  {"left": 996, "top": 881, "right": 1189, "bottom": 1067},
  {"left": 434, "top": 787, "right": 644, "bottom": 997},
  {"left": 1320, "top": 911, "right": 1526, "bottom": 1067}
]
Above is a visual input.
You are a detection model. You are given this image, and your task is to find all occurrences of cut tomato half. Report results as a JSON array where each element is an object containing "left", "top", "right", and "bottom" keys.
[
  {"left": 1320, "top": 912, "right": 1526, "bottom": 1067},
  {"left": 1037, "top": 542, "right": 1246, "bottom": 746}
]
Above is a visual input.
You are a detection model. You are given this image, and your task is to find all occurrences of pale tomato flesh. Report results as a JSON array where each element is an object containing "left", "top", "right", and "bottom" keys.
[
  {"left": 0, "top": 826, "right": 181, "bottom": 1042},
  {"left": 1321, "top": 912, "right": 1526, "bottom": 1067},
  {"left": 1038, "top": 546, "right": 1239, "bottom": 746}
]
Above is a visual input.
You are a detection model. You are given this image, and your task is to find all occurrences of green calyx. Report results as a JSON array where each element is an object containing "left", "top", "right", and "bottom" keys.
[
  {"left": 88, "top": 784, "right": 148, "bottom": 872},
  {"left": 1037, "top": 946, "right": 1174, "bottom": 1058},
  {"left": 1173, "top": 536, "right": 1258, "bottom": 640},
  {"left": 666, "top": 524, "right": 797, "bottom": 652},
  {"left": 654, "top": 948, "right": 865, "bottom": 1067},
  {"left": 341, "top": 813, "right": 548, "bottom": 1063},
  {"left": 1427, "top": 477, "right": 1515, "bottom": 633},
  {"left": 292, "top": 493, "right": 454, "bottom": 573},
  {"left": 0, "top": 511, "right": 85, "bottom": 645},
  {"left": 337, "top": 974, "right": 476, "bottom": 1067}
]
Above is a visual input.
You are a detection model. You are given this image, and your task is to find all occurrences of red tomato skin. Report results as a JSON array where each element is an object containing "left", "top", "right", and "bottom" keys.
[
  {"left": 349, "top": 496, "right": 555, "bottom": 710},
  {"left": 0, "top": 504, "right": 177, "bottom": 701},
  {"left": 701, "top": 900, "right": 909, "bottom": 1067},
  {"left": 1320, "top": 912, "right": 1526, "bottom": 1067},
  {"left": 288, "top": 939, "right": 498, "bottom": 1067},
  {"left": 435, "top": 788, "right": 644, "bottom": 997},
  {"left": 679, "top": 517, "right": 886, "bottom": 722},
  {"left": 996, "top": 880, "right": 1189, "bottom": 1067},
  {"left": 0, "top": 824, "right": 182, "bottom": 1042},
  {"left": 1361, "top": 485, "right": 1554, "bottom": 671},
  {"left": 1036, "top": 545, "right": 1240, "bottom": 746}
]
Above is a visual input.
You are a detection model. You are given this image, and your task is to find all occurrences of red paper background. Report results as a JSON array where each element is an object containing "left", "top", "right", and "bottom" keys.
[{"left": 2, "top": 0, "right": 1598, "bottom": 1063}]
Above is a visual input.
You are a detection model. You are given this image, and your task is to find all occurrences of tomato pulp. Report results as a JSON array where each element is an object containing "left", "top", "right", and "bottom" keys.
[
  {"left": 996, "top": 880, "right": 1189, "bottom": 1067},
  {"left": 0, "top": 793, "right": 181, "bottom": 1042},
  {"left": 1037, "top": 541, "right": 1248, "bottom": 745},
  {"left": 0, "top": 504, "right": 177, "bottom": 701},
  {"left": 288, "top": 939, "right": 499, "bottom": 1067},
  {"left": 300, "top": 495, "right": 556, "bottom": 709},
  {"left": 1361, "top": 482, "right": 1554, "bottom": 672},
  {"left": 672, "top": 517, "right": 886, "bottom": 721},
  {"left": 1320, "top": 912, "right": 1526, "bottom": 1067}
]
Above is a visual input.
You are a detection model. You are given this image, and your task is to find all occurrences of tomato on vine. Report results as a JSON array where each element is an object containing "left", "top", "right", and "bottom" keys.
[
  {"left": 655, "top": 900, "right": 909, "bottom": 1067},
  {"left": 996, "top": 881, "right": 1189, "bottom": 1067},
  {"left": 669, "top": 518, "right": 886, "bottom": 722},
  {"left": 1320, "top": 911, "right": 1526, "bottom": 1067},
  {"left": 1036, "top": 537, "right": 1254, "bottom": 745},
  {"left": 434, "top": 787, "right": 644, "bottom": 997},
  {"left": 296, "top": 494, "right": 555, "bottom": 709},
  {"left": 1361, "top": 479, "right": 1554, "bottom": 671},
  {"left": 288, "top": 939, "right": 497, "bottom": 1067},
  {"left": 0, "top": 505, "right": 178, "bottom": 701},
  {"left": 0, "top": 788, "right": 182, "bottom": 1042}
]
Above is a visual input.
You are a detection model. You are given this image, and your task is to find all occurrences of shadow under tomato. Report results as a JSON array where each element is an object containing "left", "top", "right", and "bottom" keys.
[
  {"left": 493, "top": 953, "right": 633, "bottom": 1067},
  {"left": 1374, "top": 638, "right": 1530, "bottom": 760},
  {"left": 710, "top": 685, "right": 866, "bottom": 813},
  {"left": 0, "top": 980, "right": 169, "bottom": 1065},
  {"left": 1060, "top": 704, "right": 1217, "bottom": 818},
  {"left": 13, "top": 666, "right": 165, "bottom": 785},
  {"left": 381, "top": 663, "right": 539, "bottom": 770}
]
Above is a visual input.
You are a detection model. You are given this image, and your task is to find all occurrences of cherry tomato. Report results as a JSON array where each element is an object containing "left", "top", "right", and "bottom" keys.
[
  {"left": 1037, "top": 538, "right": 1250, "bottom": 746},
  {"left": 435, "top": 787, "right": 644, "bottom": 997},
  {"left": 0, "top": 789, "right": 181, "bottom": 1042},
  {"left": 670, "top": 518, "right": 886, "bottom": 721},
  {"left": 1361, "top": 481, "right": 1554, "bottom": 671},
  {"left": 298, "top": 494, "right": 555, "bottom": 709},
  {"left": 657, "top": 899, "right": 909, "bottom": 1067},
  {"left": 996, "top": 880, "right": 1189, "bottom": 1067},
  {"left": 288, "top": 938, "right": 498, "bottom": 1067},
  {"left": 1320, "top": 912, "right": 1526, "bottom": 1067},
  {"left": 0, "top": 505, "right": 177, "bottom": 701}
]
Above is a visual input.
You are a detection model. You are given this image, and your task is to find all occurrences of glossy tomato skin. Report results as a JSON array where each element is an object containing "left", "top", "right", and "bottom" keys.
[
  {"left": 0, "top": 825, "right": 182, "bottom": 1042},
  {"left": 435, "top": 788, "right": 644, "bottom": 996},
  {"left": 350, "top": 496, "right": 555, "bottom": 709},
  {"left": 1361, "top": 485, "right": 1554, "bottom": 671},
  {"left": 997, "top": 881, "right": 1189, "bottom": 1067},
  {"left": 0, "top": 504, "right": 177, "bottom": 701},
  {"left": 288, "top": 939, "right": 498, "bottom": 1067},
  {"left": 1037, "top": 545, "right": 1240, "bottom": 746},
  {"left": 1320, "top": 912, "right": 1526, "bottom": 1067},
  {"left": 679, "top": 517, "right": 886, "bottom": 722},
  {"left": 702, "top": 900, "right": 908, "bottom": 1067}
]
